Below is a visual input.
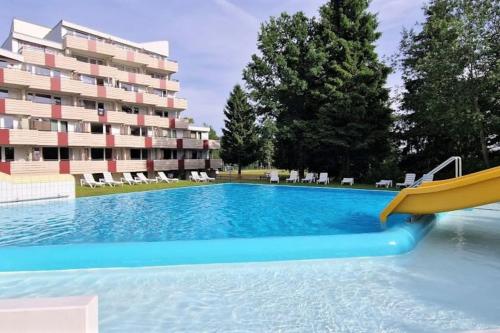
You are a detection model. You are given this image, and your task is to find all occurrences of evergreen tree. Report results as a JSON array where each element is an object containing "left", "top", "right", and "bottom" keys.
[
  {"left": 257, "top": 117, "right": 277, "bottom": 168},
  {"left": 312, "top": 0, "right": 393, "bottom": 178},
  {"left": 220, "top": 85, "right": 260, "bottom": 174},
  {"left": 244, "top": 1, "right": 392, "bottom": 178},
  {"left": 397, "top": 0, "right": 499, "bottom": 172}
]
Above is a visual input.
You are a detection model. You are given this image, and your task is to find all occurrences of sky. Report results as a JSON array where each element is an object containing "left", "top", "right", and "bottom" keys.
[{"left": 0, "top": 0, "right": 426, "bottom": 133}]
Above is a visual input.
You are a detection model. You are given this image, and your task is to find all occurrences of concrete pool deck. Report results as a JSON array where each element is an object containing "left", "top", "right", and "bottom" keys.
[{"left": 0, "top": 204, "right": 499, "bottom": 332}]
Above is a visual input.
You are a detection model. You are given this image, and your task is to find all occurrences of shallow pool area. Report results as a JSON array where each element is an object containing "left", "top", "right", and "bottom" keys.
[
  {"left": 0, "top": 205, "right": 499, "bottom": 332},
  {"left": 0, "top": 184, "right": 432, "bottom": 271}
]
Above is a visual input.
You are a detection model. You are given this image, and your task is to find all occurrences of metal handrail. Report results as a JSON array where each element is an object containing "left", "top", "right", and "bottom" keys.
[{"left": 411, "top": 156, "right": 462, "bottom": 187}]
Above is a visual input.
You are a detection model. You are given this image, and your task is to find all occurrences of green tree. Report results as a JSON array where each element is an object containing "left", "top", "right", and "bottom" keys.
[
  {"left": 220, "top": 85, "right": 260, "bottom": 174},
  {"left": 397, "top": 0, "right": 500, "bottom": 172},
  {"left": 312, "top": 0, "right": 393, "bottom": 178},
  {"left": 243, "top": 12, "right": 324, "bottom": 176},
  {"left": 257, "top": 117, "right": 277, "bottom": 168}
]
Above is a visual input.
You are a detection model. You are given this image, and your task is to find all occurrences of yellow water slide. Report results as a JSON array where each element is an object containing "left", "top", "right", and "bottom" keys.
[{"left": 380, "top": 166, "right": 500, "bottom": 222}]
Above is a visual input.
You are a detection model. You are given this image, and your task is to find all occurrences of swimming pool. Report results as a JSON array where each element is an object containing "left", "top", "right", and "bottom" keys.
[{"left": 0, "top": 184, "right": 433, "bottom": 271}]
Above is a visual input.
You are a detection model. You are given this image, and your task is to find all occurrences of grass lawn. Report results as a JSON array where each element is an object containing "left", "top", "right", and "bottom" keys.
[
  {"left": 76, "top": 177, "right": 397, "bottom": 198},
  {"left": 76, "top": 180, "right": 209, "bottom": 198}
]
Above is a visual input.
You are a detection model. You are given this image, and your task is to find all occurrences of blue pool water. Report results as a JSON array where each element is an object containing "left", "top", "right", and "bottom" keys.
[
  {"left": 0, "top": 184, "right": 432, "bottom": 271},
  {"left": 0, "top": 184, "right": 405, "bottom": 247}
]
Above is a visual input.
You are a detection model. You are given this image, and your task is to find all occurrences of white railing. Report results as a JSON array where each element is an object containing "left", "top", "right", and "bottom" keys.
[{"left": 411, "top": 156, "right": 462, "bottom": 187}]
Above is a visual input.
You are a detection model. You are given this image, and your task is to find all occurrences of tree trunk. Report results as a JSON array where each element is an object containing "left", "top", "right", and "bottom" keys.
[
  {"left": 238, "top": 163, "right": 242, "bottom": 175},
  {"left": 474, "top": 96, "right": 490, "bottom": 168}
]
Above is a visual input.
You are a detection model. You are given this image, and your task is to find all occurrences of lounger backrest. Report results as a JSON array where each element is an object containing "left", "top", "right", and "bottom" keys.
[
  {"left": 84, "top": 174, "right": 95, "bottom": 183},
  {"left": 200, "top": 172, "right": 209, "bottom": 178},
  {"left": 422, "top": 173, "right": 434, "bottom": 182},
  {"left": 343, "top": 178, "right": 353, "bottom": 182},
  {"left": 191, "top": 171, "right": 200, "bottom": 180},
  {"left": 270, "top": 170, "right": 278, "bottom": 179},
  {"left": 290, "top": 170, "right": 298, "bottom": 179},
  {"left": 319, "top": 173, "right": 328, "bottom": 181},
  {"left": 103, "top": 172, "right": 113, "bottom": 181},
  {"left": 123, "top": 172, "right": 134, "bottom": 181},
  {"left": 305, "top": 173, "right": 313, "bottom": 180},
  {"left": 404, "top": 173, "right": 416, "bottom": 184},
  {"left": 137, "top": 173, "right": 147, "bottom": 181},
  {"left": 157, "top": 171, "right": 167, "bottom": 180}
]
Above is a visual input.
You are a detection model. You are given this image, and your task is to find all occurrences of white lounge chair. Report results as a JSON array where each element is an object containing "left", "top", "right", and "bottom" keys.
[
  {"left": 80, "top": 173, "right": 105, "bottom": 188},
  {"left": 191, "top": 171, "right": 204, "bottom": 182},
  {"left": 121, "top": 172, "right": 142, "bottom": 185},
  {"left": 301, "top": 173, "right": 315, "bottom": 183},
  {"left": 156, "top": 171, "right": 179, "bottom": 183},
  {"left": 421, "top": 173, "right": 434, "bottom": 183},
  {"left": 100, "top": 172, "right": 124, "bottom": 186},
  {"left": 200, "top": 171, "right": 215, "bottom": 182},
  {"left": 269, "top": 170, "right": 279, "bottom": 183},
  {"left": 376, "top": 179, "right": 393, "bottom": 188},
  {"left": 285, "top": 170, "right": 299, "bottom": 183},
  {"left": 316, "top": 172, "right": 329, "bottom": 184},
  {"left": 396, "top": 173, "right": 416, "bottom": 188},
  {"left": 341, "top": 177, "right": 354, "bottom": 186},
  {"left": 136, "top": 172, "right": 158, "bottom": 184}
]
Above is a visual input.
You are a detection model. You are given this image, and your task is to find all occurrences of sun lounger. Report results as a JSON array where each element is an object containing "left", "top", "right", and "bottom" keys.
[
  {"left": 100, "top": 172, "right": 124, "bottom": 186},
  {"left": 136, "top": 172, "right": 158, "bottom": 184},
  {"left": 341, "top": 177, "right": 354, "bottom": 186},
  {"left": 376, "top": 179, "right": 393, "bottom": 188},
  {"left": 80, "top": 173, "right": 105, "bottom": 188},
  {"left": 396, "top": 173, "right": 416, "bottom": 188},
  {"left": 121, "top": 172, "right": 142, "bottom": 185},
  {"left": 316, "top": 172, "right": 329, "bottom": 184},
  {"left": 269, "top": 170, "right": 279, "bottom": 183},
  {"left": 156, "top": 171, "right": 179, "bottom": 183},
  {"left": 191, "top": 171, "right": 204, "bottom": 182},
  {"left": 200, "top": 172, "right": 215, "bottom": 182},
  {"left": 301, "top": 173, "right": 315, "bottom": 183},
  {"left": 285, "top": 170, "right": 299, "bottom": 183}
]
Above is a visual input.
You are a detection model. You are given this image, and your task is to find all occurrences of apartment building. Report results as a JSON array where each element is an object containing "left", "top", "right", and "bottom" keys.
[{"left": 0, "top": 19, "right": 221, "bottom": 177}]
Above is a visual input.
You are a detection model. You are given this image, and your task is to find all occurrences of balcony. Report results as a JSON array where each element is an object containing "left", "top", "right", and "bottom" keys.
[
  {"left": 115, "top": 160, "right": 147, "bottom": 172},
  {"left": 9, "top": 129, "right": 58, "bottom": 146},
  {"left": 68, "top": 132, "right": 106, "bottom": 147},
  {"left": 183, "top": 138, "right": 204, "bottom": 149},
  {"left": 113, "top": 135, "right": 147, "bottom": 148},
  {"left": 69, "top": 160, "right": 108, "bottom": 174},
  {"left": 64, "top": 35, "right": 115, "bottom": 57},
  {"left": 184, "top": 159, "right": 205, "bottom": 169},
  {"left": 0, "top": 67, "right": 187, "bottom": 111},
  {"left": 63, "top": 35, "right": 178, "bottom": 73},
  {"left": 151, "top": 137, "right": 177, "bottom": 148},
  {"left": 153, "top": 160, "right": 178, "bottom": 171},
  {"left": 10, "top": 161, "right": 60, "bottom": 175}
]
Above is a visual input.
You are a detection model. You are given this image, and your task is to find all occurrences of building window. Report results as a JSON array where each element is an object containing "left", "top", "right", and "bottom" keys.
[
  {"left": 60, "top": 147, "right": 69, "bottom": 160},
  {"left": 90, "top": 123, "right": 103, "bottom": 134},
  {"left": 4, "top": 147, "right": 14, "bottom": 161},
  {"left": 54, "top": 96, "right": 62, "bottom": 105},
  {"left": 83, "top": 100, "right": 96, "bottom": 110},
  {"left": 42, "top": 147, "right": 58, "bottom": 161},
  {"left": 60, "top": 121, "right": 68, "bottom": 133},
  {"left": 130, "top": 126, "right": 146, "bottom": 137},
  {"left": 130, "top": 149, "right": 148, "bottom": 160},
  {"left": 0, "top": 89, "right": 8, "bottom": 98},
  {"left": 90, "top": 148, "right": 104, "bottom": 160},
  {"left": 35, "top": 66, "right": 51, "bottom": 77},
  {"left": 81, "top": 75, "right": 97, "bottom": 85},
  {"left": 1, "top": 116, "right": 14, "bottom": 129},
  {"left": 105, "top": 148, "right": 112, "bottom": 160},
  {"left": 50, "top": 120, "right": 58, "bottom": 132},
  {"left": 28, "top": 93, "right": 53, "bottom": 105}
]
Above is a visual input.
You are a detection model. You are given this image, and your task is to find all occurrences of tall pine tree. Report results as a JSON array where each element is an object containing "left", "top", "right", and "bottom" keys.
[
  {"left": 244, "top": 1, "right": 392, "bottom": 178},
  {"left": 311, "top": 0, "right": 393, "bottom": 178},
  {"left": 220, "top": 85, "right": 260, "bottom": 174}
]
